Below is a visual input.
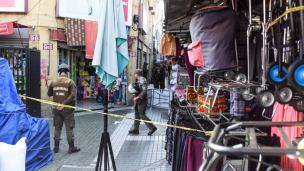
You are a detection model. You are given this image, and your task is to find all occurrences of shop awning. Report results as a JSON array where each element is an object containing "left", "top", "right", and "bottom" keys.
[
  {"left": 0, "top": 22, "right": 29, "bottom": 36},
  {"left": 50, "top": 29, "right": 66, "bottom": 41},
  {"left": 0, "top": 22, "right": 14, "bottom": 36}
]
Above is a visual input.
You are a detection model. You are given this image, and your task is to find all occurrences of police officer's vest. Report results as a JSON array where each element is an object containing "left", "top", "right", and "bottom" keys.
[{"left": 52, "top": 77, "right": 71, "bottom": 104}]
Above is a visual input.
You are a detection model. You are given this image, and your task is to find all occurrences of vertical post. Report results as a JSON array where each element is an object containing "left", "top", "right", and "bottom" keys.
[
  {"left": 104, "top": 89, "right": 108, "bottom": 132},
  {"left": 48, "top": 29, "right": 51, "bottom": 76},
  {"left": 262, "top": 0, "right": 267, "bottom": 87}
]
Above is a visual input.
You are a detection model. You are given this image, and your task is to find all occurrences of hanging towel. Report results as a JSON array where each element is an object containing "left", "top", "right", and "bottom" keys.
[
  {"left": 65, "top": 17, "right": 86, "bottom": 46},
  {"left": 271, "top": 102, "right": 303, "bottom": 171},
  {"left": 92, "top": 0, "right": 129, "bottom": 87},
  {"left": 85, "top": 20, "right": 98, "bottom": 59}
]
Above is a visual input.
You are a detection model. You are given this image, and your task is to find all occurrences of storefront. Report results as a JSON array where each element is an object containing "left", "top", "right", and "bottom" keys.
[
  {"left": 161, "top": 0, "right": 304, "bottom": 170},
  {"left": 56, "top": 45, "right": 128, "bottom": 108}
]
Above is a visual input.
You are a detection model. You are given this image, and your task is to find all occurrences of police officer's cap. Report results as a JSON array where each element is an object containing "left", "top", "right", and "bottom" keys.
[
  {"left": 58, "top": 63, "right": 70, "bottom": 72},
  {"left": 134, "top": 69, "right": 143, "bottom": 76}
]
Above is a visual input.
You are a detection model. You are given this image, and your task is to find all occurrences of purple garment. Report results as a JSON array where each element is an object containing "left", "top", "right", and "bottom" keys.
[
  {"left": 185, "top": 136, "right": 221, "bottom": 171},
  {"left": 183, "top": 47, "right": 196, "bottom": 85},
  {"left": 183, "top": 136, "right": 191, "bottom": 171},
  {"left": 175, "top": 38, "right": 181, "bottom": 57}
]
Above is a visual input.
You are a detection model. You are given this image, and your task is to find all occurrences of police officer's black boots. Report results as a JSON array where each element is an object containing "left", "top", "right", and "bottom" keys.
[
  {"left": 54, "top": 140, "right": 60, "bottom": 153},
  {"left": 129, "top": 130, "right": 139, "bottom": 134},
  {"left": 68, "top": 142, "right": 80, "bottom": 154},
  {"left": 148, "top": 127, "right": 157, "bottom": 136}
]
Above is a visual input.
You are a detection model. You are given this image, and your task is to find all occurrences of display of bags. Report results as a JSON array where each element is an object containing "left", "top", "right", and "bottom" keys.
[
  {"left": 188, "top": 41, "right": 204, "bottom": 67},
  {"left": 189, "top": 6, "right": 236, "bottom": 71}
]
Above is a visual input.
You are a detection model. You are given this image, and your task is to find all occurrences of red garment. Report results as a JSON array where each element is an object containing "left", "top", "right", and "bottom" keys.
[
  {"left": 271, "top": 102, "right": 303, "bottom": 171},
  {"left": 85, "top": 20, "right": 98, "bottom": 59}
]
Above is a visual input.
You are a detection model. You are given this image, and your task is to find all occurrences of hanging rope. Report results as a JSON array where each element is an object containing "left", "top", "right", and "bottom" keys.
[
  {"left": 16, "top": 21, "right": 24, "bottom": 48},
  {"left": 267, "top": 6, "right": 304, "bottom": 32}
]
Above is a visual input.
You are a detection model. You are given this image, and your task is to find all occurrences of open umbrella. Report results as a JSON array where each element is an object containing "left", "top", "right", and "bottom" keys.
[{"left": 92, "top": 0, "right": 128, "bottom": 170}]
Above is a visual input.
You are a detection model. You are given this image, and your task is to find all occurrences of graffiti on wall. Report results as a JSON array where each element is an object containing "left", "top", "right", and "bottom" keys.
[{"left": 41, "top": 59, "right": 51, "bottom": 87}]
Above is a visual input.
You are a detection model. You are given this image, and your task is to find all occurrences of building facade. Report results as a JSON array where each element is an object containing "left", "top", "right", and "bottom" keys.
[{"left": 0, "top": 0, "right": 155, "bottom": 113}]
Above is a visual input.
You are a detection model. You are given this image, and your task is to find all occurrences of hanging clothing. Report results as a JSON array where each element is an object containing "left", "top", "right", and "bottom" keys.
[
  {"left": 271, "top": 103, "right": 303, "bottom": 171},
  {"left": 230, "top": 87, "right": 245, "bottom": 117},
  {"left": 159, "top": 34, "right": 177, "bottom": 56},
  {"left": 65, "top": 17, "right": 86, "bottom": 46},
  {"left": 175, "top": 37, "right": 181, "bottom": 57},
  {"left": 85, "top": 20, "right": 98, "bottom": 59},
  {"left": 183, "top": 47, "right": 196, "bottom": 85}
]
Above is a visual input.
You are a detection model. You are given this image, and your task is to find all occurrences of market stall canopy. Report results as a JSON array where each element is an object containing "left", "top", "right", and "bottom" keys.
[
  {"left": 0, "top": 22, "right": 29, "bottom": 36},
  {"left": 164, "top": 0, "right": 266, "bottom": 43}
]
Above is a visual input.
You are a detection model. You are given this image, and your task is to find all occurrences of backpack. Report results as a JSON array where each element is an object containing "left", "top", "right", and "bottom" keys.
[{"left": 155, "top": 69, "right": 162, "bottom": 78}]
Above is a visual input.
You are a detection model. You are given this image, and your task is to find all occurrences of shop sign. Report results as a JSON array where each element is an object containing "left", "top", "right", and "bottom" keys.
[
  {"left": 197, "top": 95, "right": 225, "bottom": 117},
  {"left": 43, "top": 43, "right": 53, "bottom": 50},
  {"left": 57, "top": 0, "right": 132, "bottom": 26},
  {"left": 0, "top": 0, "right": 28, "bottom": 13},
  {"left": 129, "top": 51, "right": 136, "bottom": 57},
  {"left": 186, "top": 86, "right": 204, "bottom": 102},
  {"left": 29, "top": 34, "right": 40, "bottom": 41}
]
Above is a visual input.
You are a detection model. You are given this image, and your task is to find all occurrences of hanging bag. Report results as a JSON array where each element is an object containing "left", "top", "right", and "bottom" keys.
[
  {"left": 188, "top": 41, "right": 204, "bottom": 67},
  {"left": 189, "top": 6, "right": 236, "bottom": 71}
]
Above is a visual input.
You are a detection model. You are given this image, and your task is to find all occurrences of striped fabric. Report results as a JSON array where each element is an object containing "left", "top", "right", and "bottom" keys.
[{"left": 65, "top": 17, "right": 86, "bottom": 46}]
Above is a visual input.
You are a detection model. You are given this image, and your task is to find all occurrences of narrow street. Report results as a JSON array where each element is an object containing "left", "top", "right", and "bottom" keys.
[{"left": 38, "top": 82, "right": 172, "bottom": 171}]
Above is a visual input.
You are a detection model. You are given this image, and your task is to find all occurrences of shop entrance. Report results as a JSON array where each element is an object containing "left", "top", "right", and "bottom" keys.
[{"left": 58, "top": 49, "right": 104, "bottom": 110}]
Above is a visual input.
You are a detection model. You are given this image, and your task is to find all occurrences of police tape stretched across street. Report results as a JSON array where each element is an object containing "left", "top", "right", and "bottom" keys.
[{"left": 18, "top": 66, "right": 211, "bottom": 153}]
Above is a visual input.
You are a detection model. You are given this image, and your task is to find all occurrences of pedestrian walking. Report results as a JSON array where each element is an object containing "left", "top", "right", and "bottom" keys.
[
  {"left": 47, "top": 64, "right": 80, "bottom": 154},
  {"left": 152, "top": 63, "right": 162, "bottom": 89},
  {"left": 109, "top": 76, "right": 122, "bottom": 107},
  {"left": 129, "top": 69, "right": 157, "bottom": 135}
]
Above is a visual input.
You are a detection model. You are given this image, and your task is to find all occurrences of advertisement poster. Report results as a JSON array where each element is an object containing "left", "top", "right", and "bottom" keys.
[
  {"left": 0, "top": 0, "right": 28, "bottom": 13},
  {"left": 57, "top": 0, "right": 133, "bottom": 25}
]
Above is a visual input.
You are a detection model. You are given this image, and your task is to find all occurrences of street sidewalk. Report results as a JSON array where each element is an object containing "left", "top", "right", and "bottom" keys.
[{"left": 38, "top": 106, "right": 172, "bottom": 171}]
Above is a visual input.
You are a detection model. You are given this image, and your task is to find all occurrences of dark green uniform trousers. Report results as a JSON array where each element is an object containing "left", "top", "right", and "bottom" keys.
[
  {"left": 133, "top": 102, "right": 155, "bottom": 131},
  {"left": 53, "top": 109, "right": 75, "bottom": 143}
]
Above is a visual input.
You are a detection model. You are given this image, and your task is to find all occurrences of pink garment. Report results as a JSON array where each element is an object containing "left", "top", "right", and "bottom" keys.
[
  {"left": 85, "top": 20, "right": 98, "bottom": 59},
  {"left": 271, "top": 102, "right": 303, "bottom": 171}
]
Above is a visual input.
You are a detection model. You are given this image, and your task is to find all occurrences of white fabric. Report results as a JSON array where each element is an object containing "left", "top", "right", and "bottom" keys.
[{"left": 0, "top": 137, "right": 26, "bottom": 171}]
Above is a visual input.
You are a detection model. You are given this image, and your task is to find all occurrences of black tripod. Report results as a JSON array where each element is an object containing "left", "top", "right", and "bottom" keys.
[{"left": 95, "top": 89, "right": 117, "bottom": 171}]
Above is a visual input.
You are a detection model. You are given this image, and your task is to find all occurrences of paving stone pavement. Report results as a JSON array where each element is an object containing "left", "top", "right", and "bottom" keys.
[{"left": 38, "top": 106, "right": 172, "bottom": 171}]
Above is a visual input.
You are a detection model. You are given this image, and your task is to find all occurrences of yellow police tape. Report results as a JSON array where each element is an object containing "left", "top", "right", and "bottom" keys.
[
  {"left": 267, "top": 6, "right": 304, "bottom": 32},
  {"left": 17, "top": 94, "right": 212, "bottom": 136}
]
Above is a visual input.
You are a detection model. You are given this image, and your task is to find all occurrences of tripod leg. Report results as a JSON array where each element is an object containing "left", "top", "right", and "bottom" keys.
[
  {"left": 104, "top": 134, "right": 108, "bottom": 171},
  {"left": 107, "top": 132, "right": 117, "bottom": 171},
  {"left": 95, "top": 133, "right": 104, "bottom": 171}
]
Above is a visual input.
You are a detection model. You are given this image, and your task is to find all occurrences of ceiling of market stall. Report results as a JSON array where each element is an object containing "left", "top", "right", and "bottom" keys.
[{"left": 164, "top": 0, "right": 266, "bottom": 43}]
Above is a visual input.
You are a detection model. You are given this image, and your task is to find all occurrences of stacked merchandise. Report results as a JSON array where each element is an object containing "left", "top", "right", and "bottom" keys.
[{"left": 77, "top": 75, "right": 104, "bottom": 99}]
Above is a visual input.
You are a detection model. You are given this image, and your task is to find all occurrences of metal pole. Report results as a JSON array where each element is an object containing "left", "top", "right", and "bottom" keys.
[
  {"left": 247, "top": 0, "right": 252, "bottom": 83},
  {"left": 48, "top": 29, "right": 51, "bottom": 76},
  {"left": 300, "top": 0, "right": 304, "bottom": 60},
  {"left": 262, "top": 0, "right": 267, "bottom": 87}
]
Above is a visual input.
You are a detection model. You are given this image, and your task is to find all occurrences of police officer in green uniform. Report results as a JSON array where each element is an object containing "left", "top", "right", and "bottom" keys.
[
  {"left": 129, "top": 69, "right": 157, "bottom": 135},
  {"left": 47, "top": 64, "right": 80, "bottom": 154}
]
